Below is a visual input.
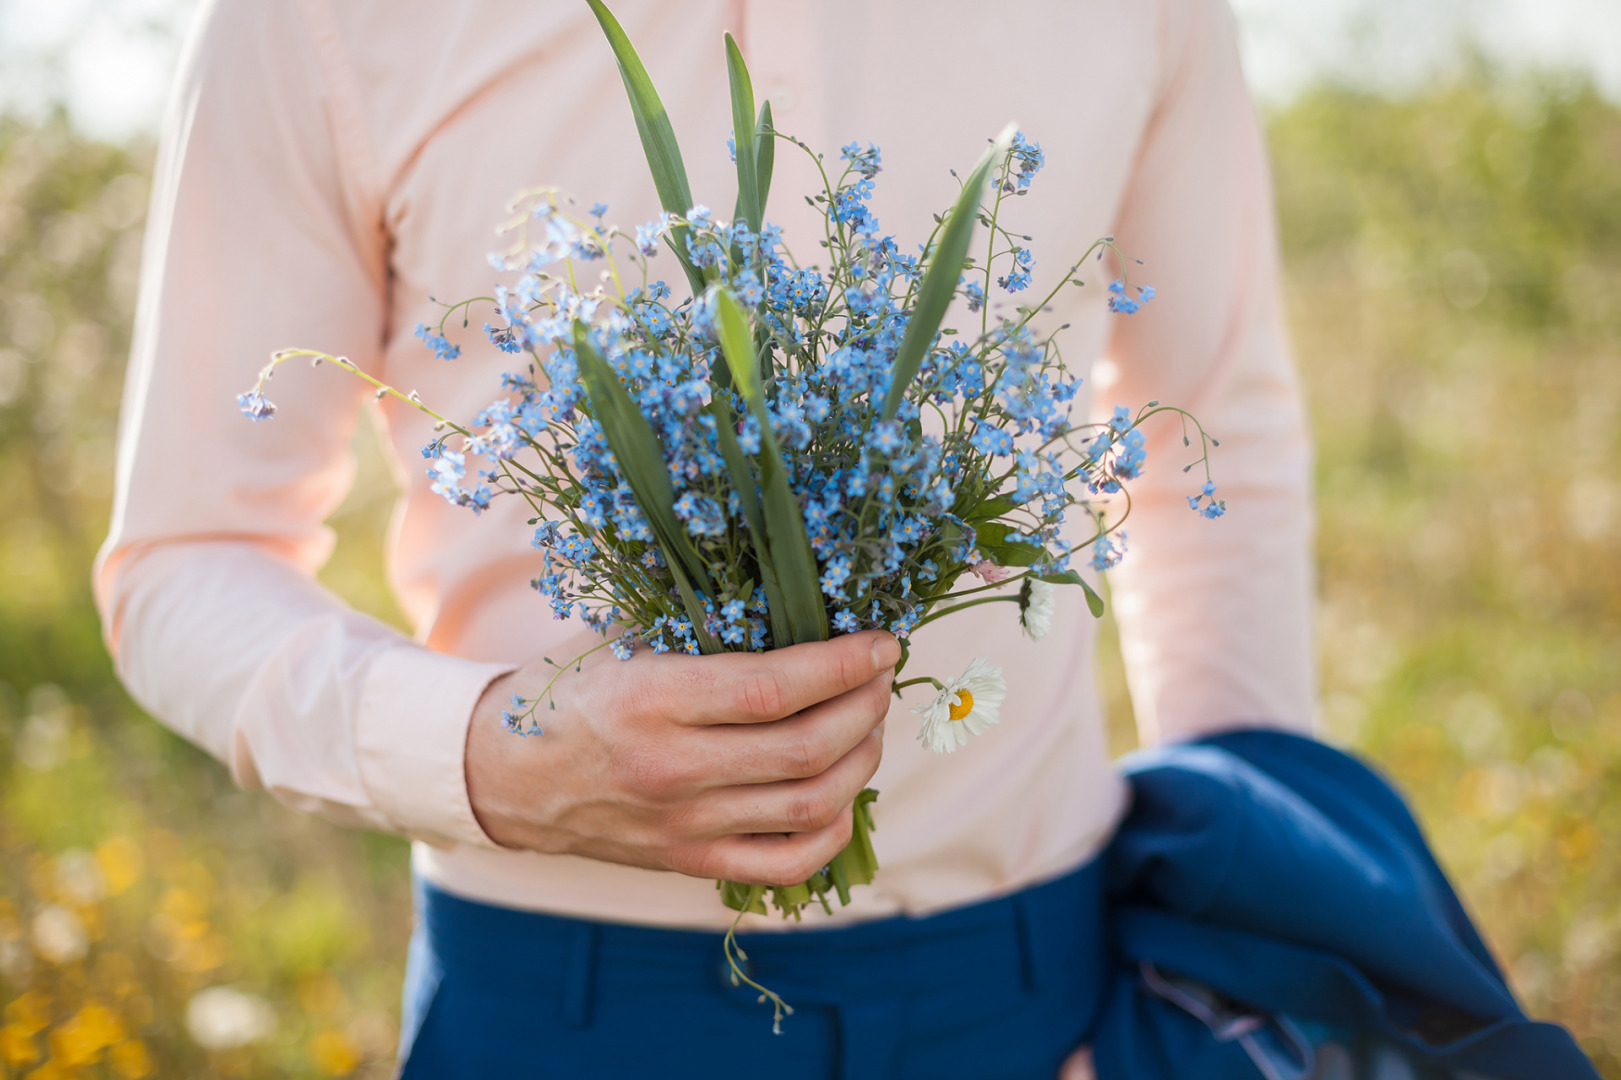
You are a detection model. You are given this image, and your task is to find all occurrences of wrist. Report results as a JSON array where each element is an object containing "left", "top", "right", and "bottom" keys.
[{"left": 465, "top": 670, "right": 531, "bottom": 849}]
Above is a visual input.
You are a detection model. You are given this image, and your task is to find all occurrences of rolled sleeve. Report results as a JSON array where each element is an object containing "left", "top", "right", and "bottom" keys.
[{"left": 357, "top": 645, "right": 514, "bottom": 849}]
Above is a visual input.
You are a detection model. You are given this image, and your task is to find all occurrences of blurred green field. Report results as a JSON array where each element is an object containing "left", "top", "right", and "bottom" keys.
[{"left": 1, "top": 68, "right": 1618, "bottom": 1077}]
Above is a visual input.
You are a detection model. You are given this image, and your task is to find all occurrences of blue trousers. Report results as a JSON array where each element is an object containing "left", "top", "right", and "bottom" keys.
[{"left": 399, "top": 861, "right": 1104, "bottom": 1079}]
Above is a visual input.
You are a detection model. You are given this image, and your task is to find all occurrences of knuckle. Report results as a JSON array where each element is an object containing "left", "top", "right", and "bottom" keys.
[
  {"left": 672, "top": 662, "right": 718, "bottom": 708},
  {"left": 784, "top": 732, "right": 825, "bottom": 779},
  {"left": 872, "top": 668, "right": 896, "bottom": 705},
  {"left": 738, "top": 670, "right": 787, "bottom": 720},
  {"left": 663, "top": 843, "right": 712, "bottom": 878},
  {"left": 862, "top": 730, "right": 885, "bottom": 772},
  {"left": 864, "top": 680, "right": 892, "bottom": 722},
  {"left": 659, "top": 799, "right": 704, "bottom": 840},
  {"left": 834, "top": 639, "right": 865, "bottom": 691},
  {"left": 624, "top": 660, "right": 707, "bottom": 725},
  {"left": 603, "top": 674, "right": 657, "bottom": 727},
  {"left": 787, "top": 791, "right": 836, "bottom": 832}
]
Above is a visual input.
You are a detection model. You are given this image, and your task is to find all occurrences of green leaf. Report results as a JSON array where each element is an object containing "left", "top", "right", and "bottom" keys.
[
  {"left": 974, "top": 521, "right": 1015, "bottom": 547},
  {"left": 1037, "top": 569, "right": 1107, "bottom": 618},
  {"left": 984, "top": 541, "right": 1044, "bottom": 567},
  {"left": 826, "top": 787, "right": 880, "bottom": 906},
  {"left": 963, "top": 495, "right": 1017, "bottom": 522},
  {"left": 712, "top": 290, "right": 829, "bottom": 644},
  {"left": 710, "top": 398, "right": 765, "bottom": 543},
  {"left": 710, "top": 397, "right": 794, "bottom": 646},
  {"left": 881, "top": 124, "right": 1015, "bottom": 420},
  {"left": 828, "top": 850, "right": 852, "bottom": 906},
  {"left": 976, "top": 520, "right": 1054, "bottom": 569},
  {"left": 572, "top": 323, "right": 721, "bottom": 649},
  {"left": 666, "top": 556, "right": 725, "bottom": 653},
  {"left": 755, "top": 100, "right": 775, "bottom": 221},
  {"left": 724, "top": 34, "right": 761, "bottom": 234},
  {"left": 1078, "top": 575, "right": 1106, "bottom": 618},
  {"left": 585, "top": 0, "right": 708, "bottom": 297},
  {"left": 719, "top": 879, "right": 767, "bottom": 915}
]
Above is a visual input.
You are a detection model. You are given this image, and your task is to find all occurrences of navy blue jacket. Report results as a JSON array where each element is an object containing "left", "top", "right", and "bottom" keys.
[{"left": 1093, "top": 729, "right": 1598, "bottom": 1080}]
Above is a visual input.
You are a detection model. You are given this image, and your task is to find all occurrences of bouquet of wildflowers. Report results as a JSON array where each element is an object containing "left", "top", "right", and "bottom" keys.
[{"left": 238, "top": 0, "right": 1222, "bottom": 1027}]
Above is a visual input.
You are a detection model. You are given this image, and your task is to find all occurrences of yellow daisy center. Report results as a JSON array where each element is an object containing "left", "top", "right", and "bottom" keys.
[{"left": 948, "top": 689, "right": 975, "bottom": 722}]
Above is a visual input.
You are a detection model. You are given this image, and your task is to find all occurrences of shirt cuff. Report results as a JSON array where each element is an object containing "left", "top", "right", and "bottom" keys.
[{"left": 355, "top": 642, "right": 515, "bottom": 849}]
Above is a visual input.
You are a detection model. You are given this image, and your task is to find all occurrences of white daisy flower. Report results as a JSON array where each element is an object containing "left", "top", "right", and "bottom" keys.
[
  {"left": 910, "top": 658, "right": 1006, "bottom": 754},
  {"left": 1020, "top": 578, "right": 1056, "bottom": 641}
]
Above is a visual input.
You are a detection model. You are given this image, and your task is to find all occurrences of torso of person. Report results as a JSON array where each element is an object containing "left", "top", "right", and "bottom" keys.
[
  {"left": 113, "top": 0, "right": 1316, "bottom": 938},
  {"left": 364, "top": 0, "right": 1150, "bottom": 927}
]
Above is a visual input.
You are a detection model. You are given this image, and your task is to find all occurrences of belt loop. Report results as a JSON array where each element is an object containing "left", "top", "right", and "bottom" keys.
[
  {"left": 561, "top": 923, "right": 599, "bottom": 1030},
  {"left": 1012, "top": 893, "right": 1039, "bottom": 995}
]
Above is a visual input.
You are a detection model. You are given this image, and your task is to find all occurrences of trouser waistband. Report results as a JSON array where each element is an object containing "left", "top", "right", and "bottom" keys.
[{"left": 414, "top": 859, "right": 1105, "bottom": 1024}]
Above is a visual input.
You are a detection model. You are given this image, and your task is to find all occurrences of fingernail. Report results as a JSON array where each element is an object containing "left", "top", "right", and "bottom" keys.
[{"left": 871, "top": 634, "right": 901, "bottom": 669}]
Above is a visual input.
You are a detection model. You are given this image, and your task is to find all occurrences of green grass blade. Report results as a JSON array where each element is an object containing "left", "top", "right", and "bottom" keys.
[
  {"left": 724, "top": 34, "right": 761, "bottom": 234},
  {"left": 665, "top": 556, "right": 724, "bottom": 653},
  {"left": 584, "top": 0, "right": 707, "bottom": 297},
  {"left": 755, "top": 100, "right": 774, "bottom": 221},
  {"left": 572, "top": 323, "right": 721, "bottom": 648},
  {"left": 880, "top": 124, "right": 1015, "bottom": 420},
  {"left": 710, "top": 397, "right": 794, "bottom": 646},
  {"left": 712, "top": 291, "right": 829, "bottom": 644},
  {"left": 747, "top": 102, "right": 776, "bottom": 385}
]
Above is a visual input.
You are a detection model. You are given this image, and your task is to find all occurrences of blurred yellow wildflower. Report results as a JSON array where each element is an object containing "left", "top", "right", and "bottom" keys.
[
  {"left": 3, "top": 995, "right": 49, "bottom": 1037},
  {"left": 48, "top": 1001, "right": 125, "bottom": 1067},
  {"left": 311, "top": 1028, "right": 361, "bottom": 1076},
  {"left": 0, "top": 1023, "right": 41, "bottom": 1069},
  {"left": 109, "top": 1038, "right": 154, "bottom": 1079},
  {"left": 93, "top": 838, "right": 143, "bottom": 897}
]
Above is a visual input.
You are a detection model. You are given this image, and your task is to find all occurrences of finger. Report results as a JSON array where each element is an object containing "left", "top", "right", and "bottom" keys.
[
  {"left": 686, "top": 672, "right": 892, "bottom": 787},
  {"left": 686, "top": 727, "right": 882, "bottom": 836},
  {"left": 636, "top": 630, "right": 901, "bottom": 727},
  {"left": 676, "top": 807, "right": 856, "bottom": 887}
]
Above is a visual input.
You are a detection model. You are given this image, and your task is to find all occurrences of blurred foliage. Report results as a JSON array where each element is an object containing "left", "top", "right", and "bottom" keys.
[
  {"left": 0, "top": 63, "right": 1618, "bottom": 1077},
  {"left": 1274, "top": 68, "right": 1621, "bottom": 1073},
  {"left": 0, "top": 114, "right": 410, "bottom": 1080}
]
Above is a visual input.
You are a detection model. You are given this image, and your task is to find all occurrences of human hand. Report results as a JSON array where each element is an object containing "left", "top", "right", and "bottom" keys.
[{"left": 464, "top": 630, "right": 900, "bottom": 886}]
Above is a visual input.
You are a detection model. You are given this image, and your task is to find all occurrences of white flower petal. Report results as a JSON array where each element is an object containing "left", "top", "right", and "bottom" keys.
[
  {"left": 1020, "top": 578, "right": 1056, "bottom": 640},
  {"left": 910, "top": 658, "right": 1006, "bottom": 754}
]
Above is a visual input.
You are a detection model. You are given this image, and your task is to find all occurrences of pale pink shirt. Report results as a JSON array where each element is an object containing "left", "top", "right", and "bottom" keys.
[{"left": 96, "top": 0, "right": 1314, "bottom": 931}]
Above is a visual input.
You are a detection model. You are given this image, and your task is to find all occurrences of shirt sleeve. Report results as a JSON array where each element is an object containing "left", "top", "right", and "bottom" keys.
[
  {"left": 93, "top": 0, "right": 510, "bottom": 847},
  {"left": 1099, "top": 0, "right": 1317, "bottom": 745}
]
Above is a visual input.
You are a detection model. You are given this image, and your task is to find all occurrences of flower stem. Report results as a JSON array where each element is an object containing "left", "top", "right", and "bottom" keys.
[
  {"left": 721, "top": 893, "right": 794, "bottom": 1035},
  {"left": 912, "top": 594, "right": 1020, "bottom": 630}
]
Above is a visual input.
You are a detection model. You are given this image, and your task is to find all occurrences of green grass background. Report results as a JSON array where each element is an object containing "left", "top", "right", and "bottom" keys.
[{"left": 0, "top": 66, "right": 1617, "bottom": 1077}]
